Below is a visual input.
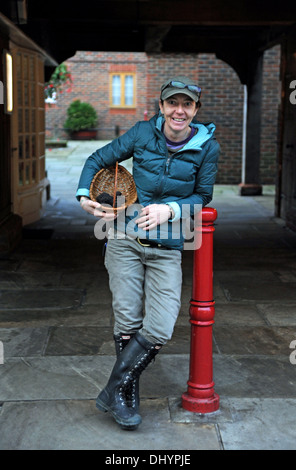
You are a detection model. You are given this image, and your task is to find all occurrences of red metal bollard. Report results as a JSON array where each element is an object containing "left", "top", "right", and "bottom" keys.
[{"left": 182, "top": 207, "right": 220, "bottom": 413}]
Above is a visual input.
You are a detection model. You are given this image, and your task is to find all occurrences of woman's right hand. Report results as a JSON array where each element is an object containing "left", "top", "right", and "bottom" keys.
[{"left": 80, "top": 197, "right": 117, "bottom": 220}]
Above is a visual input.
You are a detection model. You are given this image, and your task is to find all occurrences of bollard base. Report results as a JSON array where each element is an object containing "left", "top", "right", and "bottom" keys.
[{"left": 181, "top": 392, "right": 220, "bottom": 414}]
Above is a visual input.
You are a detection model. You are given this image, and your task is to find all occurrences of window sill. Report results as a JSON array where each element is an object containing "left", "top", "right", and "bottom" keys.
[{"left": 109, "top": 108, "right": 137, "bottom": 114}]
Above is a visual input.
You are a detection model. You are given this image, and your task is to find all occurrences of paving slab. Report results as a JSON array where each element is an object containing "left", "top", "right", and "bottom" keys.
[
  {"left": 213, "top": 355, "right": 296, "bottom": 398},
  {"left": 214, "top": 326, "right": 296, "bottom": 355},
  {"left": 0, "top": 327, "right": 49, "bottom": 356},
  {"left": 0, "top": 355, "right": 190, "bottom": 402},
  {"left": 0, "top": 399, "right": 221, "bottom": 450},
  {"left": 214, "top": 303, "right": 267, "bottom": 326},
  {"left": 217, "top": 398, "right": 296, "bottom": 450},
  {"left": 0, "top": 289, "right": 84, "bottom": 310},
  {"left": 219, "top": 279, "right": 296, "bottom": 302},
  {"left": 257, "top": 303, "right": 296, "bottom": 326},
  {"left": 1, "top": 352, "right": 295, "bottom": 403},
  {"left": 0, "top": 305, "right": 112, "bottom": 328},
  {"left": 44, "top": 326, "right": 115, "bottom": 356}
]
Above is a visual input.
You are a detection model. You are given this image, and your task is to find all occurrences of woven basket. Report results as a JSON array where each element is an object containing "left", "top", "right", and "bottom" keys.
[{"left": 89, "top": 162, "right": 137, "bottom": 212}]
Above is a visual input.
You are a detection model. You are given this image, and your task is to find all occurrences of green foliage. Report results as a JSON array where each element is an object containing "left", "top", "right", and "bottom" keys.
[
  {"left": 44, "top": 63, "right": 72, "bottom": 100},
  {"left": 64, "top": 100, "right": 98, "bottom": 131}
]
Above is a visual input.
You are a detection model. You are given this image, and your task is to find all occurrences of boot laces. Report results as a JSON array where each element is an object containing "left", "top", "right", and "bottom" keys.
[
  {"left": 117, "top": 335, "right": 137, "bottom": 408},
  {"left": 123, "top": 347, "right": 158, "bottom": 388}
]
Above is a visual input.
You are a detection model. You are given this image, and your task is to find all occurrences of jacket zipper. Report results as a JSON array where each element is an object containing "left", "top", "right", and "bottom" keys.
[
  {"left": 153, "top": 154, "right": 172, "bottom": 199},
  {"left": 165, "top": 155, "right": 171, "bottom": 173}
]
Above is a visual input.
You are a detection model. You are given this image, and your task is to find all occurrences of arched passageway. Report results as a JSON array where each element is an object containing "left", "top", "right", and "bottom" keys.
[{"left": 1, "top": 2, "right": 296, "bottom": 449}]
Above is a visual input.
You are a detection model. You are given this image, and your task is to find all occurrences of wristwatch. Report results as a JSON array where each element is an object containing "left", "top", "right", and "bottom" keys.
[{"left": 167, "top": 205, "right": 174, "bottom": 220}]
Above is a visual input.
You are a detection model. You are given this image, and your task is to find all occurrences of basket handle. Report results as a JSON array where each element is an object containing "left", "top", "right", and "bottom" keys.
[{"left": 112, "top": 161, "right": 119, "bottom": 208}]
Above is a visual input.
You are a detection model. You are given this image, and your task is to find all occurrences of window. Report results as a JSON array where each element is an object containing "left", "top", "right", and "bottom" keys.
[
  {"left": 110, "top": 73, "right": 136, "bottom": 108},
  {"left": 14, "top": 51, "right": 45, "bottom": 187}
]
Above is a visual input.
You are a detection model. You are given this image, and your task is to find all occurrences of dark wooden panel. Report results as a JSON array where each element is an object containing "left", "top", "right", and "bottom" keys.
[{"left": 280, "top": 27, "right": 296, "bottom": 231}]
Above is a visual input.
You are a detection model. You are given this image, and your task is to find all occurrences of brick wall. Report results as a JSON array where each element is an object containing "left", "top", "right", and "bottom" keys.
[
  {"left": 197, "top": 53, "right": 245, "bottom": 184},
  {"left": 46, "top": 46, "right": 281, "bottom": 184},
  {"left": 46, "top": 51, "right": 148, "bottom": 139}
]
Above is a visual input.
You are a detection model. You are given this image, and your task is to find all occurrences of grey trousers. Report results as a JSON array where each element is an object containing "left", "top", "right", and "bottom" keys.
[{"left": 104, "top": 237, "right": 182, "bottom": 345}]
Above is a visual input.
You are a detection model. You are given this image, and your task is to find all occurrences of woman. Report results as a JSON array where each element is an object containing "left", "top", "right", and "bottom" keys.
[{"left": 76, "top": 76, "right": 220, "bottom": 430}]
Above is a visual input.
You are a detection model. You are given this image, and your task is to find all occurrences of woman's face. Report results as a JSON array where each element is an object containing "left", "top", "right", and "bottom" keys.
[{"left": 159, "top": 93, "right": 198, "bottom": 139}]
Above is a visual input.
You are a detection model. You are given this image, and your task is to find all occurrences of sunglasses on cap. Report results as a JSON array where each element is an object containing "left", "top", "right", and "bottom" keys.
[{"left": 163, "top": 81, "right": 201, "bottom": 94}]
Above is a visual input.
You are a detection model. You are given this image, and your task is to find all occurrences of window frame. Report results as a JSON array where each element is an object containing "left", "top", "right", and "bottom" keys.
[
  {"left": 109, "top": 72, "right": 136, "bottom": 108},
  {"left": 13, "top": 49, "right": 45, "bottom": 189}
]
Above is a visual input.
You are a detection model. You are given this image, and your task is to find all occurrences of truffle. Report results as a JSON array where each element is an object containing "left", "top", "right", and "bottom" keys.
[{"left": 96, "top": 191, "right": 122, "bottom": 207}]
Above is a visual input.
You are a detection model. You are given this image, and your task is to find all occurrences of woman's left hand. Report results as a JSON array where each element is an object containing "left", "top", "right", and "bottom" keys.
[{"left": 136, "top": 204, "right": 172, "bottom": 231}]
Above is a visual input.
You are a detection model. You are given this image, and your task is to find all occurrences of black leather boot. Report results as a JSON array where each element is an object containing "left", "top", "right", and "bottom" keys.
[
  {"left": 96, "top": 331, "right": 161, "bottom": 430},
  {"left": 113, "top": 334, "right": 140, "bottom": 412}
]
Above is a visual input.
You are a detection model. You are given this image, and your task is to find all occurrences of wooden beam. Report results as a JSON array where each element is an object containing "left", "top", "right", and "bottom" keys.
[{"left": 21, "top": 0, "right": 296, "bottom": 26}]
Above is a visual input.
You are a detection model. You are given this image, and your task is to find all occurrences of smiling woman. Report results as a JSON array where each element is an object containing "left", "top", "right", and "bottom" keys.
[
  {"left": 159, "top": 76, "right": 202, "bottom": 144},
  {"left": 76, "top": 74, "right": 220, "bottom": 431},
  {"left": 159, "top": 94, "right": 198, "bottom": 142}
]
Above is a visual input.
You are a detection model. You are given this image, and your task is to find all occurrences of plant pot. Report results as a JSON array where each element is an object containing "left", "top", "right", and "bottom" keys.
[{"left": 71, "top": 129, "right": 97, "bottom": 140}]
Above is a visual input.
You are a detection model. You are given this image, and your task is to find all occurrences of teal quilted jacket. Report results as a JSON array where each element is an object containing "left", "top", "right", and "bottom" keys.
[{"left": 76, "top": 113, "right": 220, "bottom": 250}]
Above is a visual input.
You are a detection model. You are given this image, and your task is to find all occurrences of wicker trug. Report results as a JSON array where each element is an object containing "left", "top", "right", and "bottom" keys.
[{"left": 89, "top": 163, "right": 137, "bottom": 212}]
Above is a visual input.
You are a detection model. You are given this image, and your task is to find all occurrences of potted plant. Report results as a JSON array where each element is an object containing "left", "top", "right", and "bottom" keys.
[{"left": 64, "top": 99, "right": 98, "bottom": 139}]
